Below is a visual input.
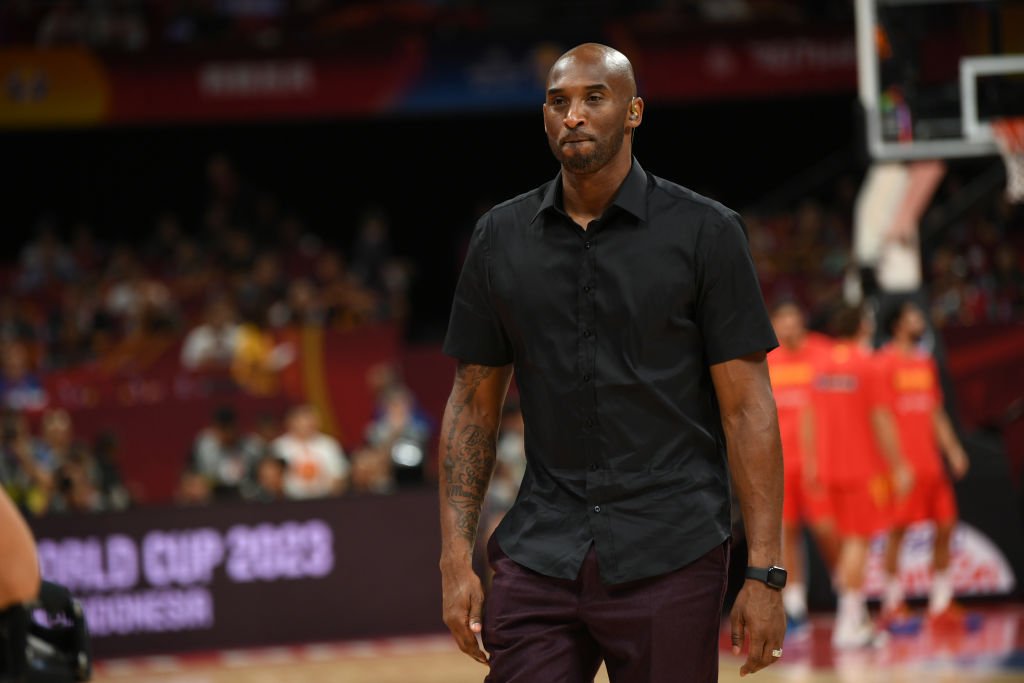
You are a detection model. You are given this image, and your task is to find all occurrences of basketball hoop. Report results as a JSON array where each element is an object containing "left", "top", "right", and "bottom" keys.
[{"left": 992, "top": 117, "right": 1024, "bottom": 203}]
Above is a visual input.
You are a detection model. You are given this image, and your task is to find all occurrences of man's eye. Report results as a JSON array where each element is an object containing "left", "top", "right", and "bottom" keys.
[
  {"left": 551, "top": 98, "right": 566, "bottom": 106},
  {"left": 587, "top": 95, "right": 603, "bottom": 102}
]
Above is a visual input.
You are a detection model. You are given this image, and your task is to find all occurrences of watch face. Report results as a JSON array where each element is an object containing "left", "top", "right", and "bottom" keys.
[{"left": 767, "top": 566, "right": 788, "bottom": 589}]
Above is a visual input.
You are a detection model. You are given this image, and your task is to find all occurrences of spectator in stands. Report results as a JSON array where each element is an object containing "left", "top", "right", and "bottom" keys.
[
  {"left": 44, "top": 282, "right": 115, "bottom": 369},
  {"left": 268, "top": 278, "right": 325, "bottom": 328},
  {"left": 0, "top": 296, "right": 36, "bottom": 346},
  {"left": 276, "top": 214, "right": 324, "bottom": 277},
  {"left": 220, "top": 228, "right": 257, "bottom": 282},
  {"left": 11, "top": 408, "right": 112, "bottom": 516},
  {"left": 180, "top": 296, "right": 242, "bottom": 371},
  {"left": 247, "top": 454, "right": 289, "bottom": 502},
  {"left": 49, "top": 442, "right": 103, "bottom": 514},
  {"left": 992, "top": 244, "right": 1024, "bottom": 321},
  {"left": 187, "top": 405, "right": 263, "bottom": 500},
  {"left": 231, "top": 312, "right": 295, "bottom": 395},
  {"left": 33, "top": 409, "right": 76, "bottom": 489},
  {"left": 236, "top": 251, "right": 286, "bottom": 324},
  {"left": 271, "top": 404, "right": 349, "bottom": 499},
  {"left": 250, "top": 413, "right": 281, "bottom": 448},
  {"left": 165, "top": 236, "right": 215, "bottom": 310},
  {"left": 0, "top": 411, "right": 53, "bottom": 516},
  {"left": 176, "top": 470, "right": 212, "bottom": 506},
  {"left": 314, "top": 250, "right": 377, "bottom": 330},
  {"left": 350, "top": 450, "right": 395, "bottom": 495},
  {"left": 90, "top": 431, "right": 131, "bottom": 510},
  {"left": 350, "top": 208, "right": 394, "bottom": 293},
  {"left": 0, "top": 342, "right": 48, "bottom": 412},
  {"left": 348, "top": 208, "right": 414, "bottom": 321},
  {"left": 16, "top": 221, "right": 77, "bottom": 293},
  {"left": 364, "top": 384, "right": 431, "bottom": 486},
  {"left": 104, "top": 250, "right": 179, "bottom": 336}
]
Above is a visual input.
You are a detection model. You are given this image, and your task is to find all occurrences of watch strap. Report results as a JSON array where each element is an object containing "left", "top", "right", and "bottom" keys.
[{"left": 745, "top": 565, "right": 786, "bottom": 589}]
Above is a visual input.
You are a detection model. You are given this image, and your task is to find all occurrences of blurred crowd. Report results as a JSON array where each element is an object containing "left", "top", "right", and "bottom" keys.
[
  {"left": 747, "top": 178, "right": 858, "bottom": 331},
  {"left": 0, "top": 0, "right": 853, "bottom": 51},
  {"left": 1, "top": 407, "right": 129, "bottom": 516},
  {"left": 0, "top": 152, "right": 417, "bottom": 516},
  {"left": 175, "top": 380, "right": 442, "bottom": 506},
  {"left": 747, "top": 175, "right": 1024, "bottom": 330},
  {"left": 925, "top": 202, "right": 1024, "bottom": 328},
  {"left": 1, "top": 153, "right": 1022, "bottom": 519},
  {"left": 0, "top": 376, "right": 450, "bottom": 516},
  {"left": 2, "top": 153, "right": 410, "bottom": 382}
]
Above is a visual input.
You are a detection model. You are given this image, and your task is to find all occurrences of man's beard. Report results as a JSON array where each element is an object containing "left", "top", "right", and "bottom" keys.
[{"left": 550, "top": 132, "right": 624, "bottom": 174}]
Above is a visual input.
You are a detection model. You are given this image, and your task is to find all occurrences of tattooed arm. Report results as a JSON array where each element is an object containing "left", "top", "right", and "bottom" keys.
[{"left": 439, "top": 361, "right": 513, "bottom": 664}]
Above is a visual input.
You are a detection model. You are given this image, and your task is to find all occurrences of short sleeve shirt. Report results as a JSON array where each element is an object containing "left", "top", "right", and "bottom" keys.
[{"left": 443, "top": 159, "right": 778, "bottom": 584}]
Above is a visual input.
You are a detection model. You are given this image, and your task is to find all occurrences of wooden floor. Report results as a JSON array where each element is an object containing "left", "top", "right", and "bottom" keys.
[
  {"left": 92, "top": 650, "right": 1024, "bottom": 683},
  {"left": 93, "top": 605, "right": 1024, "bottom": 683}
]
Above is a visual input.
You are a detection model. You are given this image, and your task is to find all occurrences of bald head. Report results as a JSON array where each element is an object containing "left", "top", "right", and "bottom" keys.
[
  {"left": 543, "top": 43, "right": 643, "bottom": 175},
  {"left": 547, "top": 43, "right": 637, "bottom": 98}
]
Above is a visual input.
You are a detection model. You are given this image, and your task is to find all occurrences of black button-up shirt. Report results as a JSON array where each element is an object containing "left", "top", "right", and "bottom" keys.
[{"left": 443, "top": 160, "right": 777, "bottom": 584}]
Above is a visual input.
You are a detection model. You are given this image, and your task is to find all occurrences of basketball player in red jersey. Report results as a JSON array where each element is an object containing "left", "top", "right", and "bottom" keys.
[
  {"left": 768, "top": 303, "right": 837, "bottom": 632},
  {"left": 811, "top": 305, "right": 912, "bottom": 648},
  {"left": 877, "top": 301, "right": 970, "bottom": 630}
]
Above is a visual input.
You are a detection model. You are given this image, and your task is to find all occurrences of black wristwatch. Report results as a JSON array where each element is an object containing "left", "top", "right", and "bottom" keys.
[{"left": 745, "top": 565, "right": 788, "bottom": 590}]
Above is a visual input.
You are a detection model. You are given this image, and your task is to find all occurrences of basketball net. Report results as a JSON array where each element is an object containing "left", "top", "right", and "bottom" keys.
[{"left": 992, "top": 118, "right": 1024, "bottom": 203}]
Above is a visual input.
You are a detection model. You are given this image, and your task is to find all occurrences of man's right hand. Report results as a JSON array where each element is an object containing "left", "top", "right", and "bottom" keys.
[{"left": 440, "top": 559, "right": 489, "bottom": 665}]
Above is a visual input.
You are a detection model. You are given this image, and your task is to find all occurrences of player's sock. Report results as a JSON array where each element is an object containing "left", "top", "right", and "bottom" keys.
[
  {"left": 883, "top": 574, "right": 905, "bottom": 613},
  {"left": 929, "top": 568, "right": 954, "bottom": 615},
  {"left": 837, "top": 589, "right": 866, "bottom": 631},
  {"left": 783, "top": 581, "right": 808, "bottom": 620}
]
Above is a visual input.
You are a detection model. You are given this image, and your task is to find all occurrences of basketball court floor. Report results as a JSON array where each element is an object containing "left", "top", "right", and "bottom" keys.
[{"left": 92, "top": 603, "right": 1024, "bottom": 683}]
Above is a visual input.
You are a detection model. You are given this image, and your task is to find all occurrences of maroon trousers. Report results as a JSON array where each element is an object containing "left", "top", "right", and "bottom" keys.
[{"left": 483, "top": 537, "right": 729, "bottom": 683}]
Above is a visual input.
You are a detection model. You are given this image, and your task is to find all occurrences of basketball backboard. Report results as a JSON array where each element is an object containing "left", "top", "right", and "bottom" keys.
[{"left": 856, "top": 0, "right": 1024, "bottom": 160}]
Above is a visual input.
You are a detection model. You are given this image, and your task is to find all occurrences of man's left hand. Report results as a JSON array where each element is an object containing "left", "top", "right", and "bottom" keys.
[{"left": 729, "top": 580, "right": 786, "bottom": 677}]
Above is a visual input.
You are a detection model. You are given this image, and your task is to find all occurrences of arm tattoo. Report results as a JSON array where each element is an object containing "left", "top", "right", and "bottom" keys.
[{"left": 443, "top": 364, "right": 498, "bottom": 543}]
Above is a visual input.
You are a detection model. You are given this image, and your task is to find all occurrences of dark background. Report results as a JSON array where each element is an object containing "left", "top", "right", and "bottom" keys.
[{"left": 2, "top": 94, "right": 858, "bottom": 340}]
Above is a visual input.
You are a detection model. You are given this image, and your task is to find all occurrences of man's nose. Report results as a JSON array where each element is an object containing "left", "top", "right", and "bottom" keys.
[{"left": 564, "top": 102, "right": 585, "bottom": 128}]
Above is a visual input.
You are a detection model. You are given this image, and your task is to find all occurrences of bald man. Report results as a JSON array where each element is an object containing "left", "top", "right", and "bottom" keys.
[{"left": 440, "top": 43, "right": 786, "bottom": 682}]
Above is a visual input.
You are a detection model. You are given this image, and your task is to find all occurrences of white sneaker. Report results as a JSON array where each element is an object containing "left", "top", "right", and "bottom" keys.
[{"left": 832, "top": 617, "right": 885, "bottom": 649}]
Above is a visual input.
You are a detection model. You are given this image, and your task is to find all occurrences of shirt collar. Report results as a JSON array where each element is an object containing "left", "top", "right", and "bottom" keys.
[{"left": 532, "top": 157, "right": 649, "bottom": 224}]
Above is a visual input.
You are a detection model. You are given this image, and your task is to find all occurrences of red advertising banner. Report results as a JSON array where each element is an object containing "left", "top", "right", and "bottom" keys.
[
  {"left": 632, "top": 31, "right": 857, "bottom": 102},
  {"left": 108, "top": 41, "right": 426, "bottom": 124},
  {"left": 0, "top": 29, "right": 857, "bottom": 128}
]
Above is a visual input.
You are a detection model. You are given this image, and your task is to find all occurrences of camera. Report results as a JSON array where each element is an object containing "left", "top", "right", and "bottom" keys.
[{"left": 0, "top": 582, "right": 91, "bottom": 682}]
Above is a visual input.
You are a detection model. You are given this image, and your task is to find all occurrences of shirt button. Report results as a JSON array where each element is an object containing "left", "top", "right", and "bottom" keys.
[
  {"left": 584, "top": 241, "right": 592, "bottom": 250},
  {"left": 583, "top": 285, "right": 592, "bottom": 293},
  {"left": 589, "top": 463, "right": 599, "bottom": 471},
  {"left": 593, "top": 505, "right": 601, "bottom": 513},
  {"left": 584, "top": 417, "right": 594, "bottom": 427},
  {"left": 583, "top": 374, "right": 591, "bottom": 382},
  {"left": 583, "top": 329, "right": 592, "bottom": 338}
]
